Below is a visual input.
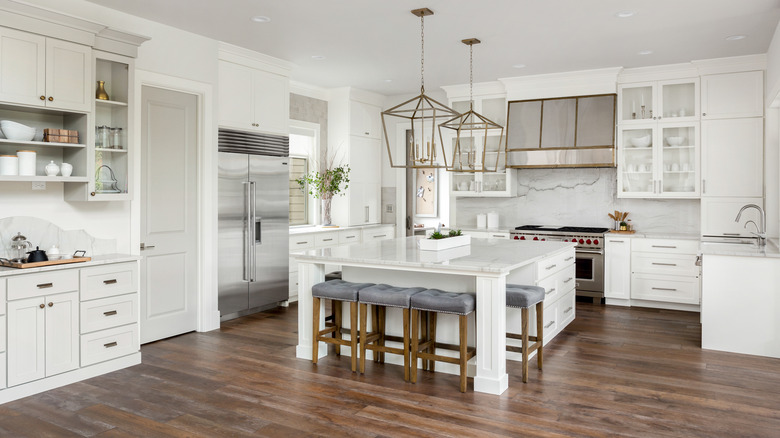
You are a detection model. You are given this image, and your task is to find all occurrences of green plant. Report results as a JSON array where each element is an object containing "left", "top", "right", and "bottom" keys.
[
  {"left": 296, "top": 165, "right": 350, "bottom": 199},
  {"left": 448, "top": 229, "right": 462, "bottom": 237},
  {"left": 430, "top": 231, "right": 446, "bottom": 240}
]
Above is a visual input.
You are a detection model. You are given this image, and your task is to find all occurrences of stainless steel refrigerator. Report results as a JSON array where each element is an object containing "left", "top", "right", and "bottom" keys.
[{"left": 218, "top": 129, "right": 289, "bottom": 321}]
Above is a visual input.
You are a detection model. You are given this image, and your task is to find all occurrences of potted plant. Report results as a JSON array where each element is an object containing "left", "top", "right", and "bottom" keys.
[
  {"left": 419, "top": 229, "right": 471, "bottom": 251},
  {"left": 296, "top": 159, "right": 350, "bottom": 226}
]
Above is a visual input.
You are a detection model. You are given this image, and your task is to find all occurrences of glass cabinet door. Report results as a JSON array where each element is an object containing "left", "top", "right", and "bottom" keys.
[
  {"left": 619, "top": 126, "right": 655, "bottom": 196},
  {"left": 619, "top": 83, "right": 654, "bottom": 122},
  {"left": 659, "top": 79, "right": 698, "bottom": 122},
  {"left": 659, "top": 124, "right": 698, "bottom": 196}
]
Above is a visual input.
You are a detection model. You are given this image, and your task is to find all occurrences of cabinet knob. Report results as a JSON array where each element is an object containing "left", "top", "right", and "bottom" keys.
[
  {"left": 364, "top": 131, "right": 370, "bottom": 135},
  {"left": 39, "top": 304, "right": 45, "bottom": 309},
  {"left": 48, "top": 96, "right": 53, "bottom": 102},
  {"left": 91, "top": 192, "right": 96, "bottom": 196},
  {"left": 702, "top": 112, "right": 706, "bottom": 116},
  {"left": 48, "top": 302, "right": 53, "bottom": 307},
  {"left": 39, "top": 95, "right": 45, "bottom": 101}
]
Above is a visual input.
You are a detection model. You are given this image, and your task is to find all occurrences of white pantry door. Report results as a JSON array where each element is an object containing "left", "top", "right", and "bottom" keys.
[{"left": 140, "top": 86, "right": 198, "bottom": 343}]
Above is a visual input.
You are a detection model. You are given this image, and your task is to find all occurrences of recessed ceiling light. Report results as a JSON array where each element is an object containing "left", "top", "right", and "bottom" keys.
[
  {"left": 512, "top": 64, "right": 526, "bottom": 69},
  {"left": 726, "top": 35, "right": 747, "bottom": 41},
  {"left": 311, "top": 55, "right": 325, "bottom": 60},
  {"left": 638, "top": 50, "right": 653, "bottom": 55},
  {"left": 384, "top": 79, "right": 393, "bottom": 83},
  {"left": 615, "top": 11, "right": 635, "bottom": 18},
  {"left": 251, "top": 16, "right": 270, "bottom": 23}
]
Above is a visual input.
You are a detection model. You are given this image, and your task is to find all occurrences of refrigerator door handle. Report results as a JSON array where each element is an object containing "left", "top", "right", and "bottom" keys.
[
  {"left": 243, "top": 181, "right": 251, "bottom": 282},
  {"left": 250, "top": 181, "right": 257, "bottom": 282}
]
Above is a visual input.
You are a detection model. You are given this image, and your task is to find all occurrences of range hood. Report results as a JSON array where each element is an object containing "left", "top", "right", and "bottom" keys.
[{"left": 505, "top": 94, "right": 616, "bottom": 168}]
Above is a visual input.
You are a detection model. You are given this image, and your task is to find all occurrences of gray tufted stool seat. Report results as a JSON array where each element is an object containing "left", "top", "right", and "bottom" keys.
[
  {"left": 358, "top": 284, "right": 426, "bottom": 381},
  {"left": 410, "top": 289, "right": 477, "bottom": 392},
  {"left": 311, "top": 280, "right": 374, "bottom": 372},
  {"left": 505, "top": 284, "right": 546, "bottom": 383}
]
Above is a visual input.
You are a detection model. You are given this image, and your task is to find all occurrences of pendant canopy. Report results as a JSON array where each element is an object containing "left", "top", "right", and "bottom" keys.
[{"left": 381, "top": 8, "right": 460, "bottom": 169}]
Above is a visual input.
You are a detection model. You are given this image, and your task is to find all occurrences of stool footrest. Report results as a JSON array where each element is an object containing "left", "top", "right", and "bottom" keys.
[
  {"left": 507, "top": 333, "right": 541, "bottom": 342},
  {"left": 506, "top": 342, "right": 541, "bottom": 355}
]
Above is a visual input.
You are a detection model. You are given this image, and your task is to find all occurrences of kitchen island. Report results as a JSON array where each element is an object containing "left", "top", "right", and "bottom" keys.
[{"left": 292, "top": 236, "right": 575, "bottom": 395}]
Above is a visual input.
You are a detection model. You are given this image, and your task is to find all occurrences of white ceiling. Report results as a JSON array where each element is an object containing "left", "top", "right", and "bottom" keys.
[{"left": 86, "top": 0, "right": 780, "bottom": 95}]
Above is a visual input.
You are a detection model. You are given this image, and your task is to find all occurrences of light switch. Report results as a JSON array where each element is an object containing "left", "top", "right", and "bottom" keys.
[
  {"left": 385, "top": 203, "right": 394, "bottom": 213},
  {"left": 32, "top": 182, "right": 46, "bottom": 190}
]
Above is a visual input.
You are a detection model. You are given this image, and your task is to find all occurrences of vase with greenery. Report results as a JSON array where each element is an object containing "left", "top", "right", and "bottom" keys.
[{"left": 296, "top": 162, "right": 350, "bottom": 226}]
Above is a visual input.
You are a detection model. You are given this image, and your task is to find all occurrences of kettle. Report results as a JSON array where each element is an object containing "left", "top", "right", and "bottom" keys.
[{"left": 26, "top": 246, "right": 48, "bottom": 263}]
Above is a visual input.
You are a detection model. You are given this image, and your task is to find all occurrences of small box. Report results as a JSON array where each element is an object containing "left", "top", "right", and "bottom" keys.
[{"left": 67, "top": 130, "right": 79, "bottom": 144}]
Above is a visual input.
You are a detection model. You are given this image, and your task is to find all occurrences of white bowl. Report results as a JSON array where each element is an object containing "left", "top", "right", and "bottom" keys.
[
  {"left": 630, "top": 135, "right": 651, "bottom": 148},
  {"left": 665, "top": 136, "right": 685, "bottom": 146},
  {"left": 0, "top": 120, "right": 36, "bottom": 141}
]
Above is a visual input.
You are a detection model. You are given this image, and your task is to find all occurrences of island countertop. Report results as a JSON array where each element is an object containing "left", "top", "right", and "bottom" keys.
[{"left": 291, "top": 235, "right": 575, "bottom": 275}]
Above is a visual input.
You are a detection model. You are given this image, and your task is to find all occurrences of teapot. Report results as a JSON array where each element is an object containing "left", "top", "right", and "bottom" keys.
[
  {"left": 10, "top": 232, "right": 32, "bottom": 263},
  {"left": 26, "top": 246, "right": 48, "bottom": 263}
]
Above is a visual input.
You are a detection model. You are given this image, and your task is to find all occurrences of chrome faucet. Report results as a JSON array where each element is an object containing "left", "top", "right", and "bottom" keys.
[{"left": 735, "top": 204, "right": 766, "bottom": 246}]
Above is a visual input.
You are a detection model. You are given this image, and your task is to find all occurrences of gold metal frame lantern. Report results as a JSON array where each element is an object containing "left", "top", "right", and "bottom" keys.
[{"left": 381, "top": 8, "right": 460, "bottom": 169}]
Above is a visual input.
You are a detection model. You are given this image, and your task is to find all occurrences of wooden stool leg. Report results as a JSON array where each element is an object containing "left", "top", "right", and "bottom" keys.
[
  {"left": 349, "top": 301, "right": 358, "bottom": 372},
  {"left": 403, "top": 308, "right": 410, "bottom": 382},
  {"left": 536, "top": 302, "right": 544, "bottom": 371},
  {"left": 378, "top": 306, "right": 386, "bottom": 363},
  {"left": 420, "top": 312, "right": 429, "bottom": 371},
  {"left": 459, "top": 314, "right": 468, "bottom": 393},
  {"left": 373, "top": 305, "right": 381, "bottom": 363},
  {"left": 359, "top": 303, "right": 368, "bottom": 374},
  {"left": 411, "top": 309, "right": 419, "bottom": 383},
  {"left": 429, "top": 312, "right": 437, "bottom": 373},
  {"left": 312, "top": 297, "right": 321, "bottom": 364},
  {"left": 333, "top": 300, "right": 342, "bottom": 354},
  {"left": 521, "top": 307, "right": 529, "bottom": 383}
]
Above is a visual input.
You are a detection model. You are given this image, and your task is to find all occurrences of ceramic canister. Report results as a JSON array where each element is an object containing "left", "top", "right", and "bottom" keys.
[
  {"left": 45, "top": 160, "right": 60, "bottom": 176},
  {"left": 476, "top": 213, "right": 487, "bottom": 229},
  {"left": 17, "top": 150, "right": 36, "bottom": 176},
  {"left": 487, "top": 211, "right": 500, "bottom": 229},
  {"left": 60, "top": 162, "right": 73, "bottom": 177},
  {"left": 0, "top": 155, "right": 18, "bottom": 176}
]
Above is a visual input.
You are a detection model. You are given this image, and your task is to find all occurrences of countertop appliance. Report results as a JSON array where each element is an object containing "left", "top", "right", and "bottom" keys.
[
  {"left": 510, "top": 225, "right": 608, "bottom": 302},
  {"left": 218, "top": 129, "right": 290, "bottom": 321}
]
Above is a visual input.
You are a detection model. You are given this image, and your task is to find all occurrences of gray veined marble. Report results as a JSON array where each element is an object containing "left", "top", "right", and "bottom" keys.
[{"left": 0, "top": 216, "right": 116, "bottom": 259}]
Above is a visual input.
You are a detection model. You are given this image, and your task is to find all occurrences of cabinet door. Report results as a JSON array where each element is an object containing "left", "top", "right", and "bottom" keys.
[
  {"left": 218, "top": 61, "right": 255, "bottom": 130},
  {"left": 701, "top": 118, "right": 763, "bottom": 197},
  {"left": 45, "top": 38, "right": 91, "bottom": 112},
  {"left": 252, "top": 69, "right": 289, "bottom": 135},
  {"left": 364, "top": 182, "right": 380, "bottom": 224},
  {"left": 658, "top": 78, "right": 698, "bottom": 122},
  {"left": 0, "top": 27, "right": 46, "bottom": 107},
  {"left": 658, "top": 123, "right": 699, "bottom": 197},
  {"left": 617, "top": 125, "right": 655, "bottom": 197},
  {"left": 350, "top": 100, "right": 381, "bottom": 139},
  {"left": 7, "top": 296, "right": 45, "bottom": 387},
  {"left": 349, "top": 135, "right": 381, "bottom": 183},
  {"left": 45, "top": 291, "right": 79, "bottom": 376},
  {"left": 605, "top": 238, "right": 631, "bottom": 300},
  {"left": 617, "top": 82, "right": 655, "bottom": 123},
  {"left": 701, "top": 197, "right": 764, "bottom": 237},
  {"left": 701, "top": 71, "right": 763, "bottom": 119}
]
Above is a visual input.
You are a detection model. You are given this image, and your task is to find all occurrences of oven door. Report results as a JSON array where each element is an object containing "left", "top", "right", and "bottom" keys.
[{"left": 574, "top": 250, "right": 604, "bottom": 295}]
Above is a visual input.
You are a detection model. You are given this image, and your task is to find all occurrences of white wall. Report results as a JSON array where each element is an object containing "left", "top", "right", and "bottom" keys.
[{"left": 765, "top": 20, "right": 780, "bottom": 239}]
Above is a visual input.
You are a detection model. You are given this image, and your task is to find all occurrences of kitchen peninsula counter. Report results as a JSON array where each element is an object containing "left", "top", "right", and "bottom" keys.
[
  {"left": 0, "top": 254, "right": 139, "bottom": 277},
  {"left": 292, "top": 236, "right": 576, "bottom": 395}
]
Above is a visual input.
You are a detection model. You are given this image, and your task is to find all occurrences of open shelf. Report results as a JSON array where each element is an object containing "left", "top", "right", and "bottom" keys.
[
  {"left": 95, "top": 99, "right": 128, "bottom": 107},
  {"left": 0, "top": 138, "right": 86, "bottom": 149},
  {"left": 0, "top": 175, "right": 88, "bottom": 182}
]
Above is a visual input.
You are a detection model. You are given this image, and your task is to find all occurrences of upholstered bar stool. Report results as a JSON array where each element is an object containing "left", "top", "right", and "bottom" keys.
[
  {"left": 312, "top": 280, "right": 374, "bottom": 372},
  {"left": 506, "top": 284, "right": 546, "bottom": 383},
  {"left": 357, "top": 284, "right": 426, "bottom": 381},
  {"left": 410, "top": 289, "right": 476, "bottom": 392}
]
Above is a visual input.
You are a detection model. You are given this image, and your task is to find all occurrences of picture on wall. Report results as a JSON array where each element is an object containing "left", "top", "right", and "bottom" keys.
[{"left": 415, "top": 168, "right": 437, "bottom": 217}]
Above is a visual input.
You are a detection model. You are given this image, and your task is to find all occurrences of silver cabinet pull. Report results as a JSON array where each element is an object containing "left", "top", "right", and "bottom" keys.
[
  {"left": 611, "top": 240, "right": 625, "bottom": 243},
  {"left": 345, "top": 235, "right": 356, "bottom": 239},
  {"left": 103, "top": 341, "right": 118, "bottom": 348},
  {"left": 564, "top": 277, "right": 574, "bottom": 283},
  {"left": 37, "top": 283, "right": 53, "bottom": 289},
  {"left": 296, "top": 241, "right": 308, "bottom": 245},
  {"left": 140, "top": 243, "right": 155, "bottom": 250},
  {"left": 103, "top": 279, "right": 118, "bottom": 285},
  {"left": 322, "top": 238, "right": 333, "bottom": 242},
  {"left": 702, "top": 179, "right": 706, "bottom": 194},
  {"left": 564, "top": 306, "right": 573, "bottom": 314},
  {"left": 492, "top": 235, "right": 504, "bottom": 238},
  {"left": 103, "top": 310, "right": 118, "bottom": 316},
  {"left": 565, "top": 257, "right": 574, "bottom": 261},
  {"left": 651, "top": 245, "right": 676, "bottom": 249},
  {"left": 652, "top": 262, "right": 677, "bottom": 266},
  {"left": 365, "top": 206, "right": 369, "bottom": 222},
  {"left": 544, "top": 321, "right": 555, "bottom": 329},
  {"left": 545, "top": 288, "right": 556, "bottom": 295},
  {"left": 723, "top": 233, "right": 741, "bottom": 236},
  {"left": 545, "top": 264, "right": 557, "bottom": 270},
  {"left": 374, "top": 234, "right": 386, "bottom": 238},
  {"left": 364, "top": 131, "right": 370, "bottom": 136},
  {"left": 652, "top": 287, "right": 677, "bottom": 291}
]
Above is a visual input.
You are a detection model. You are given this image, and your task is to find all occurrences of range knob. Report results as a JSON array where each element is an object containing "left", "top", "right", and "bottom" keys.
[
  {"left": 578, "top": 239, "right": 584, "bottom": 244},
  {"left": 513, "top": 235, "right": 519, "bottom": 240},
  {"left": 541, "top": 238, "right": 546, "bottom": 241},
  {"left": 586, "top": 239, "right": 592, "bottom": 244},
  {"left": 533, "top": 237, "right": 539, "bottom": 241},
  {"left": 520, "top": 236, "right": 526, "bottom": 240},
  {"left": 563, "top": 239, "right": 568, "bottom": 242},
  {"left": 594, "top": 239, "right": 599, "bottom": 245}
]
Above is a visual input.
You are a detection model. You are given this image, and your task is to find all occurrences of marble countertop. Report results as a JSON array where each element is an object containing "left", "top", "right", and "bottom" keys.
[
  {"left": 0, "top": 254, "right": 138, "bottom": 277},
  {"left": 700, "top": 239, "right": 780, "bottom": 258},
  {"left": 289, "top": 223, "right": 394, "bottom": 235},
  {"left": 292, "top": 235, "right": 575, "bottom": 275},
  {"left": 605, "top": 231, "right": 701, "bottom": 240}
]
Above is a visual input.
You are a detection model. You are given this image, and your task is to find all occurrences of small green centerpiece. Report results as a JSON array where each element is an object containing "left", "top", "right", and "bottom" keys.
[{"left": 419, "top": 229, "right": 470, "bottom": 251}]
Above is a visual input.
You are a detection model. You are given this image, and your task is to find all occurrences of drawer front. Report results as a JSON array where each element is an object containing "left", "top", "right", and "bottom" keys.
[
  {"left": 364, "top": 226, "right": 394, "bottom": 241},
  {"left": 0, "top": 279, "right": 5, "bottom": 314},
  {"left": 537, "top": 275, "right": 559, "bottom": 306},
  {"left": 314, "top": 232, "right": 340, "bottom": 248},
  {"left": 537, "top": 249, "right": 576, "bottom": 280},
  {"left": 81, "top": 262, "right": 138, "bottom": 301},
  {"left": 632, "top": 252, "right": 699, "bottom": 277},
  {"left": 0, "top": 315, "right": 5, "bottom": 352},
  {"left": 540, "top": 302, "right": 559, "bottom": 342},
  {"left": 631, "top": 274, "right": 700, "bottom": 304},
  {"left": 339, "top": 229, "right": 362, "bottom": 245},
  {"left": 81, "top": 324, "right": 139, "bottom": 367},
  {"left": 0, "top": 352, "right": 5, "bottom": 389},
  {"left": 288, "top": 271, "right": 298, "bottom": 294},
  {"left": 80, "top": 293, "right": 138, "bottom": 334},
  {"left": 559, "top": 290, "right": 576, "bottom": 329},
  {"left": 289, "top": 235, "right": 314, "bottom": 251},
  {"left": 8, "top": 269, "right": 79, "bottom": 300},
  {"left": 536, "top": 263, "right": 576, "bottom": 306},
  {"left": 631, "top": 238, "right": 699, "bottom": 254}
]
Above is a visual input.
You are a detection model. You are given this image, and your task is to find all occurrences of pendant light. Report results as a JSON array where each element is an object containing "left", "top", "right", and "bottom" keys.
[
  {"left": 440, "top": 39, "right": 505, "bottom": 173},
  {"left": 381, "top": 8, "right": 460, "bottom": 169}
]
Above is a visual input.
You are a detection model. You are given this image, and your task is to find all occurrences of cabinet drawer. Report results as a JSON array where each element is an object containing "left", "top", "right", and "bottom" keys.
[
  {"left": 559, "top": 290, "right": 576, "bottom": 329},
  {"left": 80, "top": 294, "right": 138, "bottom": 334},
  {"left": 364, "top": 226, "right": 394, "bottom": 241},
  {"left": 8, "top": 270, "right": 79, "bottom": 300},
  {"left": 631, "top": 238, "right": 699, "bottom": 254},
  {"left": 0, "top": 315, "right": 5, "bottom": 352},
  {"left": 536, "top": 263, "right": 576, "bottom": 306},
  {"left": 289, "top": 235, "right": 315, "bottom": 251},
  {"left": 81, "top": 324, "right": 139, "bottom": 367},
  {"left": 537, "top": 249, "right": 576, "bottom": 279},
  {"left": 0, "top": 279, "right": 5, "bottom": 314},
  {"left": 81, "top": 262, "right": 138, "bottom": 301},
  {"left": 540, "top": 302, "right": 558, "bottom": 342},
  {"left": 632, "top": 252, "right": 699, "bottom": 277},
  {"left": 315, "top": 232, "right": 340, "bottom": 248},
  {"left": 631, "top": 274, "right": 700, "bottom": 304},
  {"left": 339, "top": 229, "right": 362, "bottom": 245}
]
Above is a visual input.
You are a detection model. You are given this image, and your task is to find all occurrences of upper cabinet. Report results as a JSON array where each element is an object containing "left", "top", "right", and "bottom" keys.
[
  {"left": 701, "top": 71, "right": 763, "bottom": 119},
  {"left": 0, "top": 27, "right": 91, "bottom": 113},
  {"left": 618, "top": 78, "right": 699, "bottom": 124},
  {"left": 349, "top": 100, "right": 382, "bottom": 139},
  {"left": 218, "top": 56, "right": 290, "bottom": 136}
]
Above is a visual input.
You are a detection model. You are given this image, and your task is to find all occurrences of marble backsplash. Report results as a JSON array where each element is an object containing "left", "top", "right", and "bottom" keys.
[
  {"left": 454, "top": 168, "right": 701, "bottom": 234},
  {"left": 0, "top": 216, "right": 116, "bottom": 260}
]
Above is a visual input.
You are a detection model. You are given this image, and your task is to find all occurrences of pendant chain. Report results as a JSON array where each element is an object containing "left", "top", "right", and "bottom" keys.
[
  {"left": 420, "top": 14, "right": 425, "bottom": 94},
  {"left": 469, "top": 43, "right": 474, "bottom": 111}
]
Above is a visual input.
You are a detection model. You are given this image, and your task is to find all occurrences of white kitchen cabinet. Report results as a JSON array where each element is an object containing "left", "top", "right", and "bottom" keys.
[
  {"left": 618, "top": 78, "right": 699, "bottom": 124},
  {"left": 0, "top": 27, "right": 91, "bottom": 112},
  {"left": 350, "top": 100, "right": 382, "bottom": 139},
  {"left": 604, "top": 236, "right": 631, "bottom": 303},
  {"left": 218, "top": 60, "right": 289, "bottom": 135},
  {"left": 630, "top": 238, "right": 701, "bottom": 307},
  {"left": 701, "top": 197, "right": 764, "bottom": 237},
  {"left": 701, "top": 71, "right": 763, "bottom": 119},
  {"left": 701, "top": 118, "right": 763, "bottom": 198}
]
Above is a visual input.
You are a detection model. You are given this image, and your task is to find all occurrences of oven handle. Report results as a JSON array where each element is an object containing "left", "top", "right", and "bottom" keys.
[{"left": 576, "top": 249, "right": 604, "bottom": 255}]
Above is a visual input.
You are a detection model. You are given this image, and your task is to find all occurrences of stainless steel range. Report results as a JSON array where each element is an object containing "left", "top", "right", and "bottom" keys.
[{"left": 510, "top": 225, "right": 608, "bottom": 303}]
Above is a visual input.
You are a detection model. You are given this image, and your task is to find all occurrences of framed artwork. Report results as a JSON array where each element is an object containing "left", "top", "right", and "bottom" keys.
[{"left": 415, "top": 168, "right": 437, "bottom": 217}]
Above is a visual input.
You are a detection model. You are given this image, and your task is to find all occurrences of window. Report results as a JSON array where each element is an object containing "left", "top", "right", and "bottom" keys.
[
  {"left": 288, "top": 122, "right": 319, "bottom": 226},
  {"left": 289, "top": 156, "right": 308, "bottom": 225}
]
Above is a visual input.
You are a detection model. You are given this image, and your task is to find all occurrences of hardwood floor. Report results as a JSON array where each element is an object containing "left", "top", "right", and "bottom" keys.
[{"left": 2, "top": 302, "right": 779, "bottom": 437}]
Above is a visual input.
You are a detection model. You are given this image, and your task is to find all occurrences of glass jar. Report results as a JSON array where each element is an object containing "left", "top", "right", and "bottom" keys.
[
  {"left": 110, "top": 127, "right": 123, "bottom": 150},
  {"left": 96, "top": 126, "right": 110, "bottom": 148}
]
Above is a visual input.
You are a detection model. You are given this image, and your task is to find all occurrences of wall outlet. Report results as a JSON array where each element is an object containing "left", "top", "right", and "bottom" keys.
[
  {"left": 385, "top": 203, "right": 394, "bottom": 213},
  {"left": 32, "top": 181, "right": 46, "bottom": 190}
]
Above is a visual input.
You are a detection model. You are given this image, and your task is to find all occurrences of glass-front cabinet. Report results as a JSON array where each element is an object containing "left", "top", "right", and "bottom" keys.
[
  {"left": 618, "top": 79, "right": 699, "bottom": 124},
  {"left": 618, "top": 122, "right": 699, "bottom": 198}
]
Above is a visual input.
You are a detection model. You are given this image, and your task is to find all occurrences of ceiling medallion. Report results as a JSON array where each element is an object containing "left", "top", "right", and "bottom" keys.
[{"left": 381, "top": 8, "right": 460, "bottom": 169}]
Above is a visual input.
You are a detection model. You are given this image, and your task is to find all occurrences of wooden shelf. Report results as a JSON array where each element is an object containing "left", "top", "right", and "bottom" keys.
[
  {"left": 95, "top": 99, "right": 128, "bottom": 107},
  {"left": 0, "top": 138, "right": 86, "bottom": 148},
  {"left": 0, "top": 176, "right": 89, "bottom": 182}
]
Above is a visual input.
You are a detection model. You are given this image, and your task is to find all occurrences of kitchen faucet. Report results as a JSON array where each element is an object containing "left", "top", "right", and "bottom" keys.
[{"left": 735, "top": 204, "right": 766, "bottom": 247}]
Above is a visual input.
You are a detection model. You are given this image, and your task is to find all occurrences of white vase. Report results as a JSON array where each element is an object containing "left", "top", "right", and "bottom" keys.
[
  {"left": 322, "top": 196, "right": 333, "bottom": 226},
  {"left": 60, "top": 162, "right": 73, "bottom": 177}
]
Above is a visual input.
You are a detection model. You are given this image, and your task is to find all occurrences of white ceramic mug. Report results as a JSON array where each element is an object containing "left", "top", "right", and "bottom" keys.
[{"left": 61, "top": 162, "right": 73, "bottom": 177}]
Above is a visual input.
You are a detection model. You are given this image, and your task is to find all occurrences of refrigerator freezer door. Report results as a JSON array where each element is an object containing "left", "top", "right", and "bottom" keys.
[
  {"left": 218, "top": 152, "right": 250, "bottom": 318},
  {"left": 248, "top": 155, "right": 290, "bottom": 308}
]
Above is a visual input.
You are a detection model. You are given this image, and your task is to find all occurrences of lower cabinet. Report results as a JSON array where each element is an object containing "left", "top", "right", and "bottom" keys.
[{"left": 605, "top": 236, "right": 631, "bottom": 302}]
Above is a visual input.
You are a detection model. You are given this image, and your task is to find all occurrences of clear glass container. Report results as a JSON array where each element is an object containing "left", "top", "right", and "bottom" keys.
[
  {"left": 110, "top": 127, "right": 123, "bottom": 150},
  {"left": 96, "top": 125, "right": 109, "bottom": 148}
]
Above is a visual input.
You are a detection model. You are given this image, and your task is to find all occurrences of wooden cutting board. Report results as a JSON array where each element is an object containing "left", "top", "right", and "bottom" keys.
[
  {"left": 608, "top": 230, "right": 636, "bottom": 234},
  {"left": 0, "top": 257, "right": 91, "bottom": 269}
]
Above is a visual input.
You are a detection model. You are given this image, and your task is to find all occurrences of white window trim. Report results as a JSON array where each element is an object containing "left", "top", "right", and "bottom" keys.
[{"left": 289, "top": 120, "right": 321, "bottom": 227}]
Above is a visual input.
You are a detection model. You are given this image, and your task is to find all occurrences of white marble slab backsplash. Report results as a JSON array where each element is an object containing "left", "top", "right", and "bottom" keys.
[
  {"left": 454, "top": 168, "right": 700, "bottom": 235},
  {"left": 0, "top": 216, "right": 116, "bottom": 259}
]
